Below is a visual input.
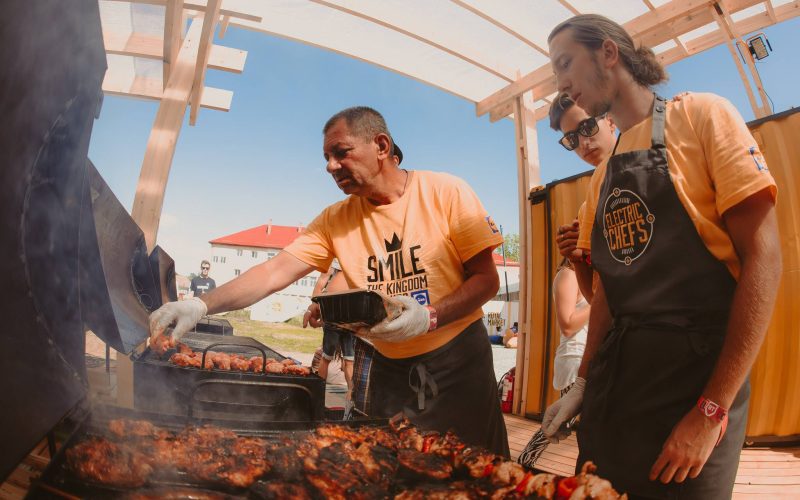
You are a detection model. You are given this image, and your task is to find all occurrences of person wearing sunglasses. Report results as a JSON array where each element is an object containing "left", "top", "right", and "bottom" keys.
[
  {"left": 552, "top": 93, "right": 618, "bottom": 302},
  {"left": 517, "top": 93, "right": 616, "bottom": 470},
  {"left": 190, "top": 260, "right": 216, "bottom": 298},
  {"left": 543, "top": 14, "right": 780, "bottom": 499}
]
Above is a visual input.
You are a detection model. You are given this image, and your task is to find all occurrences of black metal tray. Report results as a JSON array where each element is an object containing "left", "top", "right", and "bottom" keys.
[{"left": 132, "top": 333, "right": 325, "bottom": 421}]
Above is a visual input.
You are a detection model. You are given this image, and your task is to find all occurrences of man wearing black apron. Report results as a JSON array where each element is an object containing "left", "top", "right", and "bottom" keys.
[{"left": 543, "top": 15, "right": 781, "bottom": 499}]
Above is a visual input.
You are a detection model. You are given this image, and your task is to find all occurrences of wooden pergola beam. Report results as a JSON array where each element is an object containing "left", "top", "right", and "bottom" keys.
[
  {"left": 556, "top": 0, "right": 581, "bottom": 15},
  {"left": 642, "top": 0, "right": 689, "bottom": 55},
  {"left": 716, "top": 1, "right": 772, "bottom": 116},
  {"left": 764, "top": 0, "right": 777, "bottom": 22},
  {"left": 103, "top": 0, "right": 262, "bottom": 22},
  {"left": 130, "top": 16, "right": 204, "bottom": 253},
  {"left": 163, "top": 0, "right": 185, "bottom": 87},
  {"left": 476, "top": 0, "right": 769, "bottom": 119},
  {"left": 103, "top": 30, "right": 246, "bottom": 73},
  {"left": 450, "top": 0, "right": 550, "bottom": 57},
  {"left": 102, "top": 72, "right": 233, "bottom": 111},
  {"left": 218, "top": 14, "right": 231, "bottom": 38},
  {"left": 184, "top": 0, "right": 262, "bottom": 22},
  {"left": 657, "top": 0, "right": 798, "bottom": 64},
  {"left": 310, "top": 0, "right": 515, "bottom": 82},
  {"left": 188, "top": 0, "right": 222, "bottom": 125}
]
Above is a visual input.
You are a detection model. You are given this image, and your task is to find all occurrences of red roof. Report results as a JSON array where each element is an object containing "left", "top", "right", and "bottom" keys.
[
  {"left": 211, "top": 225, "right": 521, "bottom": 265},
  {"left": 209, "top": 224, "right": 304, "bottom": 249},
  {"left": 493, "top": 252, "right": 519, "bottom": 267}
]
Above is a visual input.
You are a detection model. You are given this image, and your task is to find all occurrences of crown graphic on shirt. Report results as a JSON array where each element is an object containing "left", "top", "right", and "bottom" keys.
[{"left": 384, "top": 233, "right": 403, "bottom": 253}]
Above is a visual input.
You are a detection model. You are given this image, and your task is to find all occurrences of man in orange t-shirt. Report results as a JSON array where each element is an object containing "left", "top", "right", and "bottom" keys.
[
  {"left": 542, "top": 14, "right": 781, "bottom": 499},
  {"left": 148, "top": 106, "right": 509, "bottom": 456}
]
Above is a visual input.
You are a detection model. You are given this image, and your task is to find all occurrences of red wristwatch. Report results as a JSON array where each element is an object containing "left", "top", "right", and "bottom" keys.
[{"left": 426, "top": 306, "right": 438, "bottom": 332}]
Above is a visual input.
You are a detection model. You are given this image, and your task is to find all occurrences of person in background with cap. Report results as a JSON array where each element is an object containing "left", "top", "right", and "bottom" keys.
[
  {"left": 149, "top": 106, "right": 509, "bottom": 456},
  {"left": 543, "top": 14, "right": 781, "bottom": 498},
  {"left": 190, "top": 260, "right": 216, "bottom": 297}
]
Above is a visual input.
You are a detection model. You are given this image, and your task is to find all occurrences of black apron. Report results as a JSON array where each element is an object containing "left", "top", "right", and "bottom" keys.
[
  {"left": 578, "top": 96, "right": 749, "bottom": 499},
  {"left": 368, "top": 319, "right": 510, "bottom": 458}
]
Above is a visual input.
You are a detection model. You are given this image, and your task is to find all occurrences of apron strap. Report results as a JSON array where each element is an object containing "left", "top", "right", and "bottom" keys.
[
  {"left": 651, "top": 94, "right": 667, "bottom": 149},
  {"left": 408, "top": 362, "right": 439, "bottom": 411}
]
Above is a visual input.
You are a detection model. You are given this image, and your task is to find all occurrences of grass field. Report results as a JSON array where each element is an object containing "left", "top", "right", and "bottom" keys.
[{"left": 216, "top": 310, "right": 322, "bottom": 354}]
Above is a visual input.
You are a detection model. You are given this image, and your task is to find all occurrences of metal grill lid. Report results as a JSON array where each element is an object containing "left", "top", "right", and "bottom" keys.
[
  {"left": 79, "top": 162, "right": 155, "bottom": 354},
  {"left": 0, "top": 0, "right": 106, "bottom": 483},
  {"left": 149, "top": 245, "right": 178, "bottom": 307}
]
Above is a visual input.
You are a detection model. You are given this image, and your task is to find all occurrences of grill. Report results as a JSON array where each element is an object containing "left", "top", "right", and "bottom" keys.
[
  {"left": 132, "top": 332, "right": 325, "bottom": 422},
  {"left": 33, "top": 405, "right": 387, "bottom": 499}
]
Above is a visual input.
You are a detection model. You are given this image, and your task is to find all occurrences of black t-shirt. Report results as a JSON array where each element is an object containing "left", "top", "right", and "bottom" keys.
[{"left": 191, "top": 276, "right": 216, "bottom": 296}]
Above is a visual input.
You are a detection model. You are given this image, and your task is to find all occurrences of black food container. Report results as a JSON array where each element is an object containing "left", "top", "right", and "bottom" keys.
[{"left": 312, "top": 289, "right": 398, "bottom": 329}]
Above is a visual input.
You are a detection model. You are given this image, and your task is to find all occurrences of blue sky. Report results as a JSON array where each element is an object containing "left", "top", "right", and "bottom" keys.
[{"left": 88, "top": 18, "right": 799, "bottom": 276}]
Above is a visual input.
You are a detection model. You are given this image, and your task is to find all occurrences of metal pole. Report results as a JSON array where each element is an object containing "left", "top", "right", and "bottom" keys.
[{"left": 500, "top": 225, "right": 510, "bottom": 302}]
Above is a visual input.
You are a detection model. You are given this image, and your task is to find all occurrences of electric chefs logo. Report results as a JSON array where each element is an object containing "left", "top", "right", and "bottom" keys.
[
  {"left": 366, "top": 233, "right": 430, "bottom": 303},
  {"left": 602, "top": 188, "right": 654, "bottom": 265}
]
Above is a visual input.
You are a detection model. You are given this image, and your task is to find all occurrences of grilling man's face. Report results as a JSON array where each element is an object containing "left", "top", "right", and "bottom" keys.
[{"left": 201, "top": 264, "right": 210, "bottom": 277}]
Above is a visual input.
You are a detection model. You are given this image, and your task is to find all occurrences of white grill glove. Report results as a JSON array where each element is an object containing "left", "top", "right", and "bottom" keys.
[
  {"left": 149, "top": 297, "right": 207, "bottom": 344},
  {"left": 542, "top": 376, "right": 586, "bottom": 443},
  {"left": 362, "top": 295, "right": 430, "bottom": 343}
]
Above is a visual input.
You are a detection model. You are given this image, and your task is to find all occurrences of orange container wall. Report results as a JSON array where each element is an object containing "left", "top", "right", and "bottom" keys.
[
  {"left": 745, "top": 108, "right": 800, "bottom": 437},
  {"left": 524, "top": 173, "right": 593, "bottom": 417},
  {"left": 523, "top": 108, "right": 800, "bottom": 437}
]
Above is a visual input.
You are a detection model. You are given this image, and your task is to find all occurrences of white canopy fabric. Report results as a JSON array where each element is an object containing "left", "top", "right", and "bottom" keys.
[{"left": 99, "top": 0, "right": 799, "bottom": 122}]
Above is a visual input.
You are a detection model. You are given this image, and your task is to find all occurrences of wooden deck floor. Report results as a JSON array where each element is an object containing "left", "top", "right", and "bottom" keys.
[{"left": 504, "top": 413, "right": 800, "bottom": 498}]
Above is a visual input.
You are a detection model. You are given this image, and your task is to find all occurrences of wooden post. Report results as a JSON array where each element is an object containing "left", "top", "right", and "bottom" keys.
[
  {"left": 512, "top": 87, "right": 541, "bottom": 415},
  {"left": 715, "top": 1, "right": 772, "bottom": 116},
  {"left": 189, "top": 0, "right": 222, "bottom": 126},
  {"left": 117, "top": 18, "right": 204, "bottom": 408},
  {"left": 163, "top": 0, "right": 185, "bottom": 88},
  {"left": 711, "top": 4, "right": 768, "bottom": 119},
  {"left": 130, "top": 17, "right": 204, "bottom": 254}
]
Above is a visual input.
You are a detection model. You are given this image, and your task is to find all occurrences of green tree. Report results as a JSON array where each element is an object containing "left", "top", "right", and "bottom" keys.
[{"left": 495, "top": 233, "right": 520, "bottom": 263}]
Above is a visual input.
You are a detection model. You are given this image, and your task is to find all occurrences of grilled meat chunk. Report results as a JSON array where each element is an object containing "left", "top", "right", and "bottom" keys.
[
  {"left": 394, "top": 481, "right": 477, "bottom": 500},
  {"left": 67, "top": 437, "right": 153, "bottom": 488},
  {"left": 229, "top": 355, "right": 250, "bottom": 372},
  {"left": 122, "top": 487, "right": 235, "bottom": 499},
  {"left": 397, "top": 449, "right": 453, "bottom": 481},
  {"left": 151, "top": 333, "right": 176, "bottom": 356},
  {"left": 108, "top": 418, "right": 156, "bottom": 439},
  {"left": 63, "top": 418, "right": 625, "bottom": 499}
]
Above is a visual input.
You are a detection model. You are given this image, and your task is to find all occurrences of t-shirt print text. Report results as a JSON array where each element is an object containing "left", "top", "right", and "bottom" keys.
[
  {"left": 365, "top": 233, "right": 429, "bottom": 300},
  {"left": 602, "top": 188, "right": 654, "bottom": 266}
]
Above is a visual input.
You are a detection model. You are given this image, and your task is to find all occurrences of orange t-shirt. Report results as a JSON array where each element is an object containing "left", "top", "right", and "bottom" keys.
[
  {"left": 284, "top": 170, "right": 503, "bottom": 358},
  {"left": 578, "top": 93, "right": 777, "bottom": 279}
]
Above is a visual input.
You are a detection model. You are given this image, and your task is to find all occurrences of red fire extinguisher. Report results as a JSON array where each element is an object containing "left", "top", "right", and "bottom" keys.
[{"left": 500, "top": 368, "right": 515, "bottom": 413}]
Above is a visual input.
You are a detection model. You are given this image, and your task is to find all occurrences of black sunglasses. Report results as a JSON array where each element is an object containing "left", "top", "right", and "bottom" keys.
[
  {"left": 559, "top": 115, "right": 603, "bottom": 151},
  {"left": 201, "top": 266, "right": 210, "bottom": 270}
]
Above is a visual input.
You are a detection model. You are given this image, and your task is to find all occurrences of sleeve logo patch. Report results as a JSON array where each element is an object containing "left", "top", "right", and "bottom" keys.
[
  {"left": 749, "top": 146, "right": 768, "bottom": 172},
  {"left": 486, "top": 216, "right": 500, "bottom": 234}
]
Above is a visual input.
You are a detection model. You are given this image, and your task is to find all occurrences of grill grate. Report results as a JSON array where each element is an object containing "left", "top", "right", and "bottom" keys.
[{"left": 131, "top": 333, "right": 325, "bottom": 421}]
